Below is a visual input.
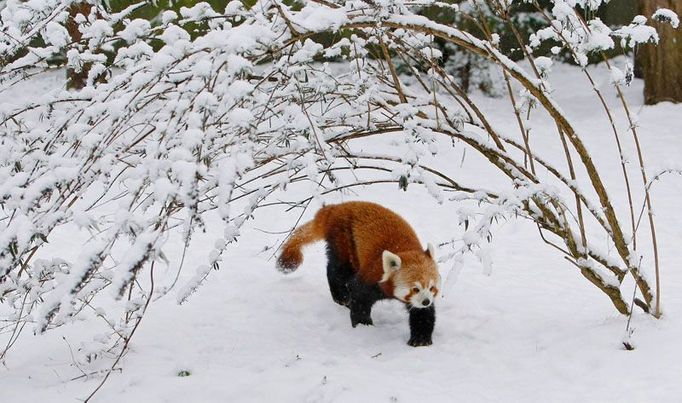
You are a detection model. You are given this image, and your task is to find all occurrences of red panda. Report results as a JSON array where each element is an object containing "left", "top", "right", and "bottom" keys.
[{"left": 277, "top": 201, "right": 441, "bottom": 347}]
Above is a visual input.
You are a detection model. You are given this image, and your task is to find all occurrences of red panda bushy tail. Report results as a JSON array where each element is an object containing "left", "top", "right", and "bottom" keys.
[{"left": 276, "top": 218, "right": 324, "bottom": 273}]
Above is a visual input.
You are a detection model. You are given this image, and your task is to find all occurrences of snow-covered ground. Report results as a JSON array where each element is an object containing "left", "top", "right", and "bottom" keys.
[{"left": 2, "top": 62, "right": 682, "bottom": 403}]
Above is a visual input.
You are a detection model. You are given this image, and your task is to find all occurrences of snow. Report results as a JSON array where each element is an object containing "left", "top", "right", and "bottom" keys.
[
  {"left": 179, "top": 3, "right": 219, "bottom": 20},
  {"left": 613, "top": 16, "right": 659, "bottom": 48},
  {"left": 551, "top": 2, "right": 574, "bottom": 21},
  {"left": 228, "top": 108, "right": 255, "bottom": 129},
  {"left": 652, "top": 8, "right": 680, "bottom": 29},
  {"left": 42, "top": 20, "right": 69, "bottom": 48},
  {"left": 534, "top": 56, "right": 553, "bottom": 75},
  {"left": 582, "top": 19, "right": 614, "bottom": 53},
  {"left": 119, "top": 19, "right": 151, "bottom": 44},
  {"left": 1, "top": 60, "right": 682, "bottom": 402},
  {"left": 290, "top": 4, "right": 349, "bottom": 32}
]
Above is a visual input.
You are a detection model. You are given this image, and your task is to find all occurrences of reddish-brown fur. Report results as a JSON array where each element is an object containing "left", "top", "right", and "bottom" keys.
[{"left": 277, "top": 201, "right": 438, "bottom": 298}]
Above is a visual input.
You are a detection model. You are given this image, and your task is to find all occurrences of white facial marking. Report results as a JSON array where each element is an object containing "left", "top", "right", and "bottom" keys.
[{"left": 393, "top": 285, "right": 410, "bottom": 302}]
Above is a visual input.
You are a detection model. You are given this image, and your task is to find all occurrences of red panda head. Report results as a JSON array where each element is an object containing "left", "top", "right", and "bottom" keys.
[{"left": 381, "top": 244, "right": 441, "bottom": 308}]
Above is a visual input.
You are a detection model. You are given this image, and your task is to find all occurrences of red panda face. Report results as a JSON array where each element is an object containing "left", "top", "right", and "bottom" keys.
[
  {"left": 382, "top": 249, "right": 441, "bottom": 308},
  {"left": 397, "top": 277, "right": 440, "bottom": 308}
]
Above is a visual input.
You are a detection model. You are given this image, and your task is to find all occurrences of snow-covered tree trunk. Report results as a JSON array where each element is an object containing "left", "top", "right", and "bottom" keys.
[{"left": 639, "top": 0, "right": 682, "bottom": 103}]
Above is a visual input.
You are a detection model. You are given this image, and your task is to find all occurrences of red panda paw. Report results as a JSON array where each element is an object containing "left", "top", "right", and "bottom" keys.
[
  {"left": 407, "top": 337, "right": 433, "bottom": 347},
  {"left": 351, "top": 316, "right": 374, "bottom": 327}
]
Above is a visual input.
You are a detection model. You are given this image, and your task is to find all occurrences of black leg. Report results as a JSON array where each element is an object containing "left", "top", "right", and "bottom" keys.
[
  {"left": 407, "top": 304, "right": 436, "bottom": 347},
  {"left": 326, "top": 245, "right": 352, "bottom": 307},
  {"left": 348, "top": 276, "right": 384, "bottom": 327}
]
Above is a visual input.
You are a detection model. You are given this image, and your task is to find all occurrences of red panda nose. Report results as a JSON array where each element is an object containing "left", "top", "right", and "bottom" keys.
[{"left": 422, "top": 298, "right": 431, "bottom": 306}]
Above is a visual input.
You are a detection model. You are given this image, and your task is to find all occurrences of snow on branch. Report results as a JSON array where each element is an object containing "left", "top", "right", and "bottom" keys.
[{"left": 652, "top": 8, "right": 680, "bottom": 29}]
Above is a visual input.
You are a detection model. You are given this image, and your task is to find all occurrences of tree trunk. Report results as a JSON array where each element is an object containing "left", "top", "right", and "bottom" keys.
[{"left": 639, "top": 0, "right": 682, "bottom": 104}]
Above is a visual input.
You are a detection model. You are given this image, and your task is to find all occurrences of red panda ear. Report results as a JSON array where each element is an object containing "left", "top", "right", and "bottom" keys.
[
  {"left": 381, "top": 250, "right": 401, "bottom": 282},
  {"left": 425, "top": 243, "right": 436, "bottom": 259}
]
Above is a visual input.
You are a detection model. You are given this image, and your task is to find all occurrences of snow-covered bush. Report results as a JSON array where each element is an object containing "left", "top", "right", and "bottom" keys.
[{"left": 1, "top": 0, "right": 677, "bottom": 394}]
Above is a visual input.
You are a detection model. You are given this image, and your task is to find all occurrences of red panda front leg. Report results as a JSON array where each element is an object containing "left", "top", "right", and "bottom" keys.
[
  {"left": 407, "top": 304, "right": 436, "bottom": 347},
  {"left": 348, "top": 276, "right": 385, "bottom": 327}
]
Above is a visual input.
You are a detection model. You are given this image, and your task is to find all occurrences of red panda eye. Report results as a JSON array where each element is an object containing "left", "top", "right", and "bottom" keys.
[
  {"left": 412, "top": 287, "right": 419, "bottom": 293},
  {"left": 430, "top": 286, "right": 435, "bottom": 292}
]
